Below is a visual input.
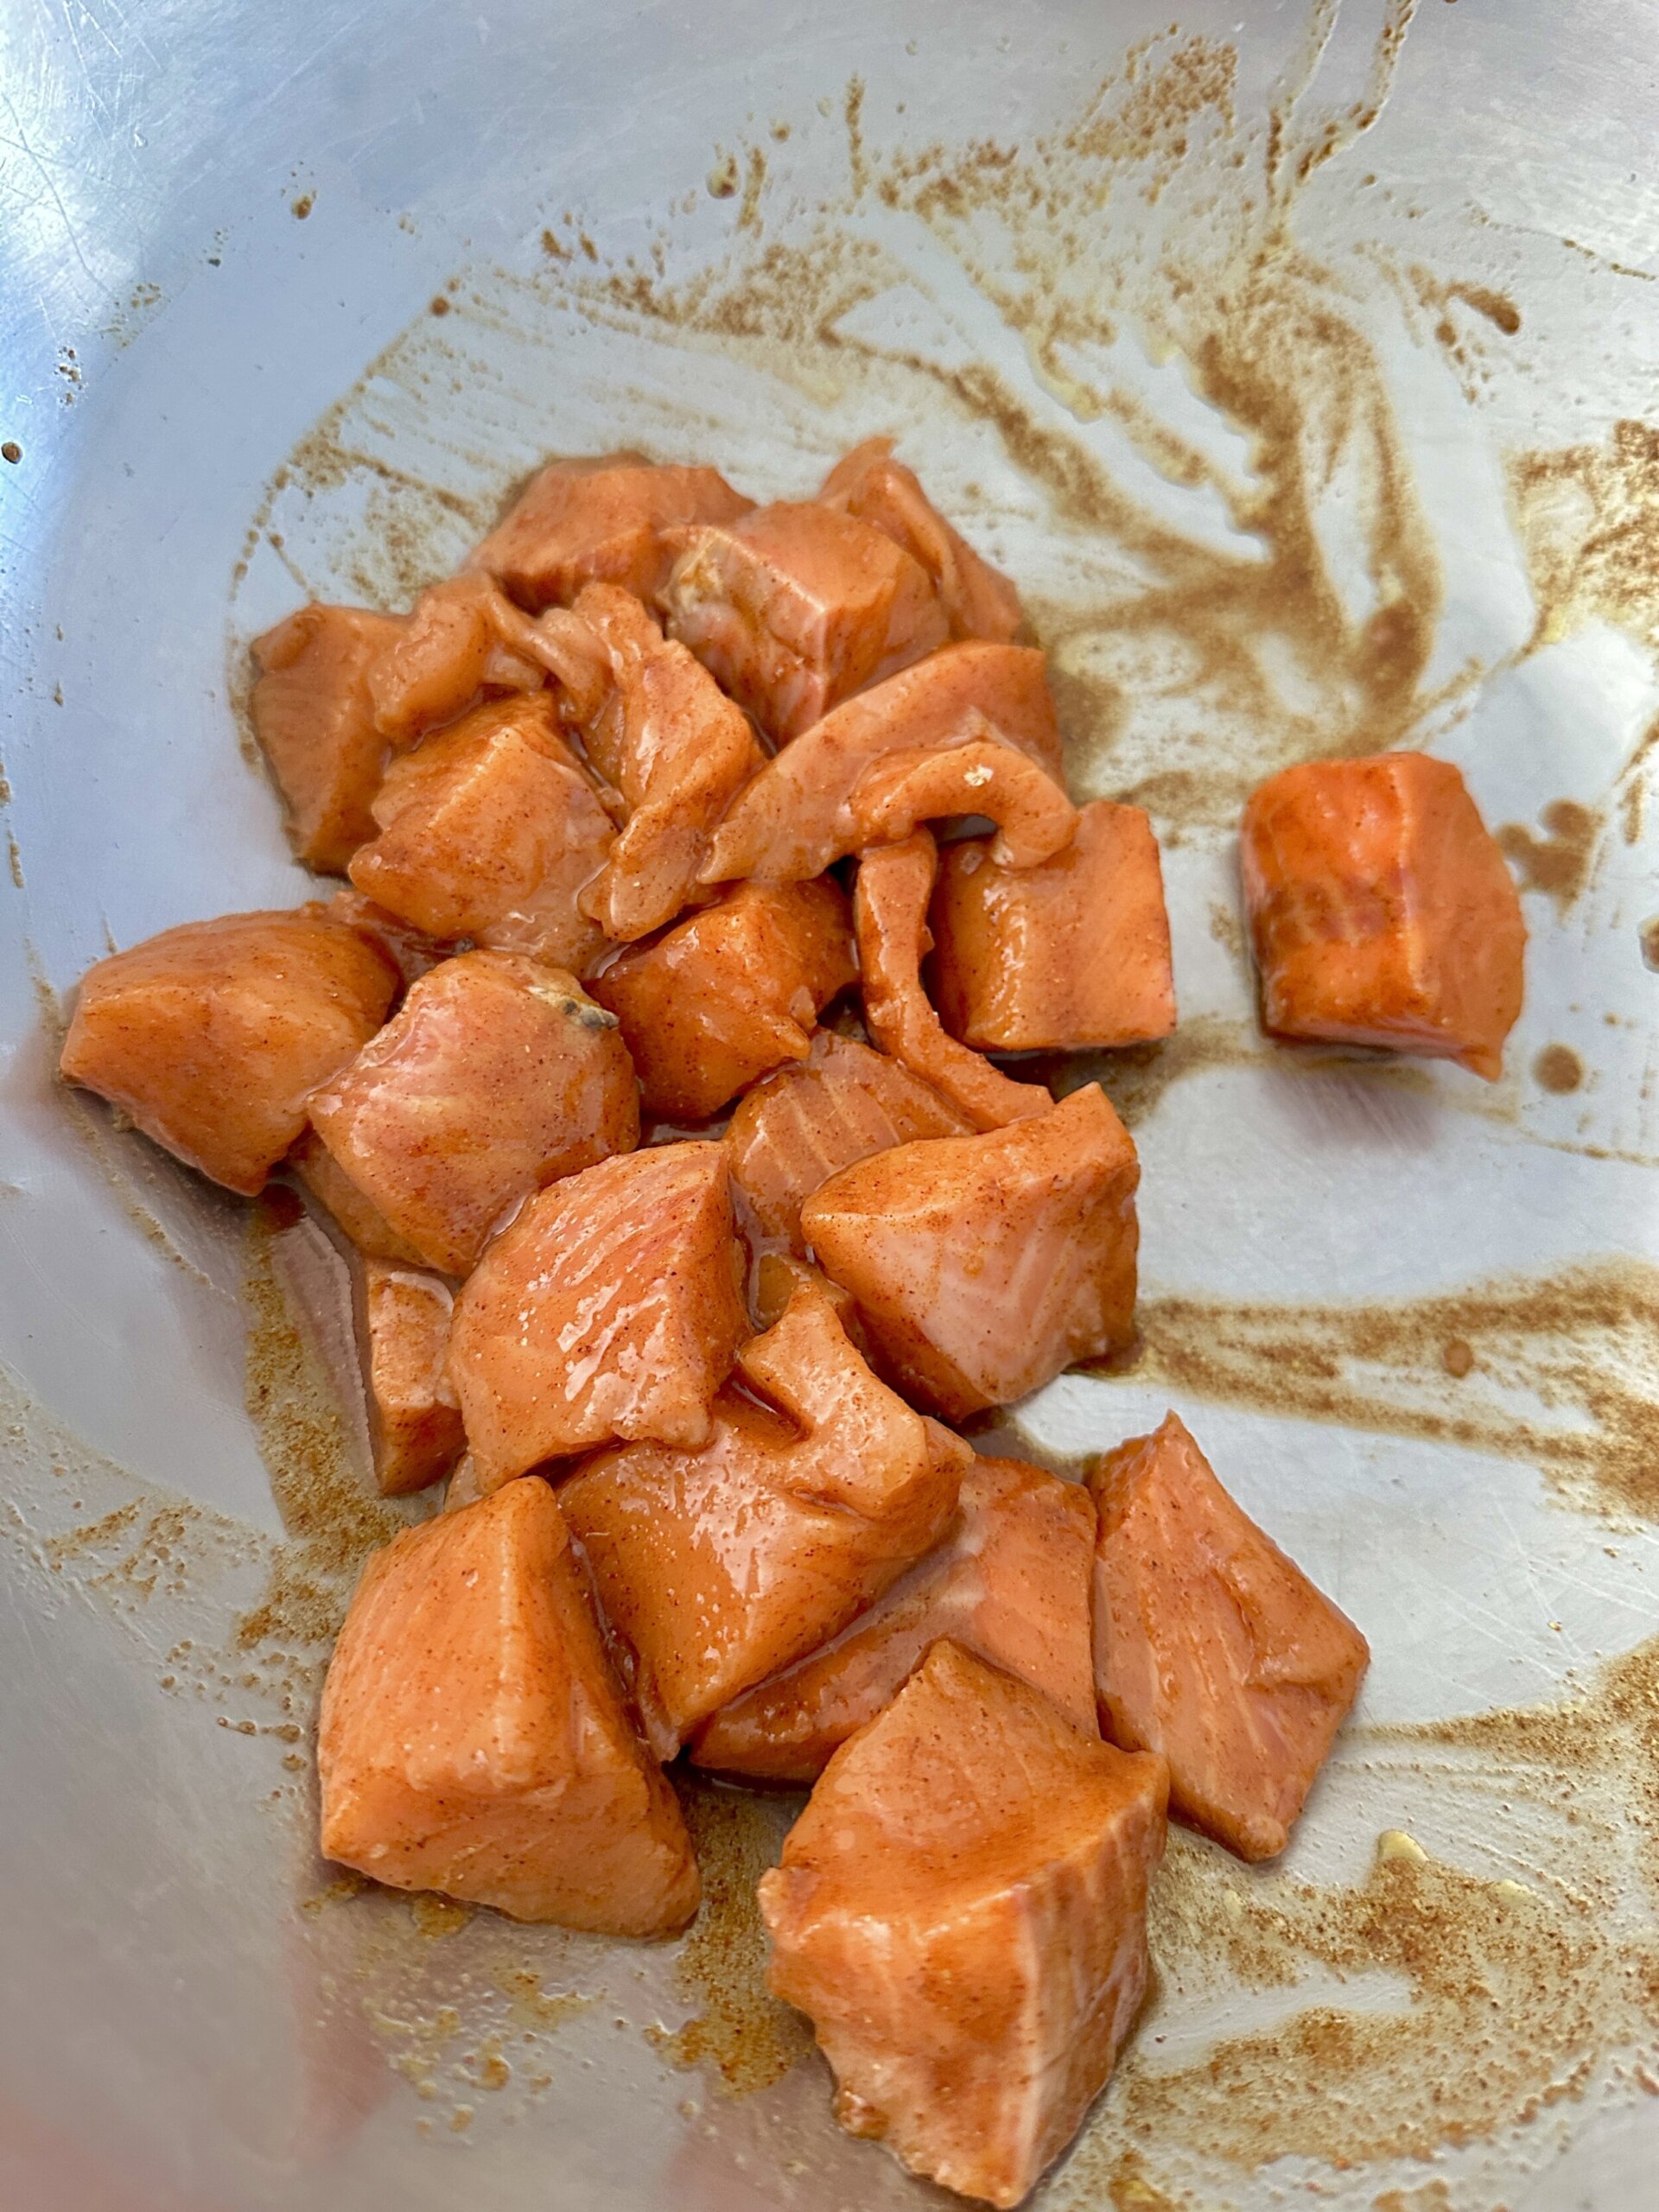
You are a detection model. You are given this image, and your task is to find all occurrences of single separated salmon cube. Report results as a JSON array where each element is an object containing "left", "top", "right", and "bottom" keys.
[
  {"left": 251, "top": 604, "right": 406, "bottom": 874},
  {"left": 318, "top": 1479, "right": 699, "bottom": 1934},
  {"left": 661, "top": 501, "right": 949, "bottom": 741},
  {"left": 693, "top": 1455, "right": 1097, "bottom": 1783},
  {"left": 819, "top": 437, "right": 1024, "bottom": 644},
  {"left": 308, "top": 951, "right": 639, "bottom": 1277},
  {"left": 471, "top": 453, "right": 754, "bottom": 611},
  {"left": 1090, "top": 1413, "right": 1370, "bottom": 1862},
  {"left": 932, "top": 800, "right": 1178, "bottom": 1050},
  {"left": 60, "top": 909, "right": 397, "bottom": 1196},
  {"left": 590, "top": 880, "right": 856, "bottom": 1122},
  {"left": 1240, "top": 751, "right": 1525, "bottom": 1079},
  {"left": 359, "top": 1260, "right": 466, "bottom": 1496},
  {"left": 559, "top": 1283, "right": 966, "bottom": 1758},
  {"left": 803, "top": 1083, "right": 1140, "bottom": 1422},
  {"left": 760, "top": 1641, "right": 1168, "bottom": 2209},
  {"left": 448, "top": 1139, "right": 745, "bottom": 1486}
]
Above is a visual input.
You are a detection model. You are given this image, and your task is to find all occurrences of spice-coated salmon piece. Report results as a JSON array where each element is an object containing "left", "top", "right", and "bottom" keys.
[
  {"left": 448, "top": 1139, "right": 745, "bottom": 1486},
  {"left": 760, "top": 1642, "right": 1168, "bottom": 2209},
  {"left": 1090, "top": 1413, "right": 1370, "bottom": 1863},
  {"left": 661, "top": 501, "right": 949, "bottom": 741},
  {"left": 560, "top": 1283, "right": 967, "bottom": 1757},
  {"left": 693, "top": 1455, "right": 1097, "bottom": 1783},
  {"left": 855, "top": 833, "right": 1052, "bottom": 1131},
  {"left": 471, "top": 453, "right": 754, "bottom": 612},
  {"left": 848, "top": 733, "right": 1077, "bottom": 866},
  {"left": 749, "top": 1251, "right": 864, "bottom": 1334},
  {"left": 1240, "top": 751, "right": 1525, "bottom": 1080},
  {"left": 932, "top": 800, "right": 1177, "bottom": 1050},
  {"left": 591, "top": 880, "right": 856, "bottom": 1122},
  {"left": 347, "top": 695, "right": 614, "bottom": 976},
  {"left": 251, "top": 604, "right": 406, "bottom": 874},
  {"left": 365, "top": 574, "right": 543, "bottom": 747},
  {"left": 308, "top": 951, "right": 639, "bottom": 1278},
  {"left": 819, "top": 437, "right": 1023, "bottom": 645},
  {"left": 290, "top": 1128, "right": 426, "bottom": 1266},
  {"left": 318, "top": 1479, "right": 699, "bottom": 1934},
  {"left": 803, "top": 1082, "right": 1140, "bottom": 1421},
  {"left": 701, "top": 641, "right": 1065, "bottom": 886},
  {"left": 359, "top": 1260, "right": 466, "bottom": 1496},
  {"left": 59, "top": 908, "right": 397, "bottom": 1197}
]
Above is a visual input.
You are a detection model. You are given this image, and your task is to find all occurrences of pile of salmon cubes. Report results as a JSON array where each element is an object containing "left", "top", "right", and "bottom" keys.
[{"left": 60, "top": 441, "right": 1525, "bottom": 2208}]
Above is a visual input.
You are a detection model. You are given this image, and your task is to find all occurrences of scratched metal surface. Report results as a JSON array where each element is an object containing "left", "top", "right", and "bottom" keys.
[{"left": 3, "top": 2, "right": 1659, "bottom": 2208}]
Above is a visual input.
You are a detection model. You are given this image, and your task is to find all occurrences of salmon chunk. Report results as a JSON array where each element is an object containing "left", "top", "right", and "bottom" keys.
[
  {"left": 560, "top": 1283, "right": 967, "bottom": 1756},
  {"left": 251, "top": 604, "right": 406, "bottom": 874},
  {"left": 760, "top": 1641, "right": 1168, "bottom": 2209},
  {"left": 60, "top": 909, "right": 397, "bottom": 1196},
  {"left": 1090, "top": 1413, "right": 1370, "bottom": 1862},
  {"left": 803, "top": 1082, "right": 1140, "bottom": 1421},
  {"left": 471, "top": 452, "right": 753, "bottom": 612},
  {"left": 1240, "top": 751, "right": 1526, "bottom": 1079},
  {"left": 448, "top": 1139, "right": 744, "bottom": 1485},
  {"left": 591, "top": 880, "right": 856, "bottom": 1122},
  {"left": 557, "top": 583, "right": 767, "bottom": 940},
  {"left": 932, "top": 800, "right": 1177, "bottom": 1050},
  {"left": 347, "top": 695, "right": 613, "bottom": 975},
  {"left": 308, "top": 951, "right": 639, "bottom": 1278},
  {"left": 322, "top": 888, "right": 451, "bottom": 988},
  {"left": 702, "top": 641, "right": 1064, "bottom": 887},
  {"left": 318, "top": 1479, "right": 699, "bottom": 1933},
  {"left": 359, "top": 1260, "right": 466, "bottom": 1496},
  {"left": 849, "top": 734, "right": 1077, "bottom": 867},
  {"left": 661, "top": 501, "right": 949, "bottom": 741},
  {"left": 291, "top": 1128, "right": 425, "bottom": 1265},
  {"left": 855, "top": 833, "right": 1052, "bottom": 1131},
  {"left": 694, "top": 1455, "right": 1097, "bottom": 1782},
  {"left": 365, "top": 574, "right": 543, "bottom": 746},
  {"left": 820, "top": 437, "right": 1023, "bottom": 644}
]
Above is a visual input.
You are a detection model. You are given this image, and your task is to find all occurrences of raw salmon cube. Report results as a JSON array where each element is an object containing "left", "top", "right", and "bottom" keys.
[
  {"left": 803, "top": 1082, "right": 1140, "bottom": 1421},
  {"left": 1240, "top": 751, "right": 1526, "bottom": 1079},
  {"left": 365, "top": 574, "right": 543, "bottom": 746},
  {"left": 560, "top": 1282, "right": 967, "bottom": 1756},
  {"left": 308, "top": 950, "right": 639, "bottom": 1278},
  {"left": 290, "top": 1128, "right": 426, "bottom": 1265},
  {"left": 447, "top": 1139, "right": 744, "bottom": 1485},
  {"left": 471, "top": 452, "right": 753, "bottom": 611},
  {"left": 359, "top": 1260, "right": 466, "bottom": 1496},
  {"left": 590, "top": 880, "right": 856, "bottom": 1122},
  {"left": 347, "top": 695, "right": 613, "bottom": 976},
  {"left": 932, "top": 800, "right": 1177, "bottom": 1050},
  {"left": 318, "top": 1478, "right": 700, "bottom": 1933},
  {"left": 60, "top": 908, "right": 397, "bottom": 1196},
  {"left": 661, "top": 501, "right": 949, "bottom": 741},
  {"left": 251, "top": 604, "right": 405, "bottom": 874},
  {"left": 693, "top": 1455, "right": 1097, "bottom": 1782},
  {"left": 702, "top": 640, "right": 1065, "bottom": 887},
  {"left": 855, "top": 832, "right": 1052, "bottom": 1131},
  {"left": 760, "top": 1641, "right": 1168, "bottom": 2209},
  {"left": 1090, "top": 1412, "right": 1370, "bottom": 1862},
  {"left": 820, "top": 437, "right": 1023, "bottom": 644}
]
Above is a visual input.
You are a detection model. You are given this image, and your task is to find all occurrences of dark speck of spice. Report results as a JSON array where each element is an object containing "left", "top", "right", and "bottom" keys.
[
  {"left": 291, "top": 194, "right": 314, "bottom": 221},
  {"left": 1533, "top": 1044, "right": 1584, "bottom": 1095},
  {"left": 1442, "top": 1337, "right": 1476, "bottom": 1378},
  {"left": 429, "top": 296, "right": 451, "bottom": 317},
  {"left": 1640, "top": 918, "right": 1659, "bottom": 971},
  {"left": 1, "top": 442, "right": 21, "bottom": 465}
]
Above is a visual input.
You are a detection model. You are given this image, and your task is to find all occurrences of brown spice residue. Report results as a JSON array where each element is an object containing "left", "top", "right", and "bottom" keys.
[
  {"left": 1641, "top": 917, "right": 1659, "bottom": 972},
  {"left": 1040, "top": 1014, "right": 1264, "bottom": 1129},
  {"left": 1497, "top": 798, "right": 1599, "bottom": 912},
  {"left": 1533, "top": 1043, "right": 1585, "bottom": 1095},
  {"left": 1511, "top": 421, "right": 1659, "bottom": 652}
]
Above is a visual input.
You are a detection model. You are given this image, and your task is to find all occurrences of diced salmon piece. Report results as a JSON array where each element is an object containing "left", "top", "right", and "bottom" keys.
[
  {"left": 694, "top": 1456, "right": 1097, "bottom": 1783},
  {"left": 849, "top": 734, "right": 1077, "bottom": 867},
  {"left": 365, "top": 574, "right": 544, "bottom": 746},
  {"left": 750, "top": 1251, "right": 863, "bottom": 1333},
  {"left": 318, "top": 1479, "right": 699, "bottom": 1933},
  {"left": 820, "top": 437, "right": 1023, "bottom": 644},
  {"left": 471, "top": 453, "right": 753, "bottom": 611},
  {"left": 359, "top": 1260, "right": 465, "bottom": 1496},
  {"left": 701, "top": 641, "right": 1065, "bottom": 887},
  {"left": 760, "top": 1641, "right": 1168, "bottom": 2209},
  {"left": 290, "top": 1128, "right": 426, "bottom": 1265},
  {"left": 555, "top": 583, "right": 767, "bottom": 940},
  {"left": 932, "top": 800, "right": 1177, "bottom": 1050},
  {"left": 855, "top": 833, "right": 1052, "bottom": 1131},
  {"left": 803, "top": 1082, "right": 1140, "bottom": 1421},
  {"left": 59, "top": 909, "right": 397, "bottom": 1196},
  {"left": 590, "top": 880, "right": 856, "bottom": 1122},
  {"left": 1240, "top": 752, "right": 1526, "bottom": 1080},
  {"left": 323, "top": 888, "right": 453, "bottom": 988},
  {"left": 251, "top": 604, "right": 406, "bottom": 874},
  {"left": 661, "top": 502, "right": 949, "bottom": 742},
  {"left": 1089, "top": 1413, "right": 1370, "bottom": 1862},
  {"left": 346, "top": 695, "right": 613, "bottom": 976},
  {"left": 448, "top": 1140, "right": 744, "bottom": 1485},
  {"left": 308, "top": 951, "right": 639, "bottom": 1277},
  {"left": 725, "top": 1030, "right": 969, "bottom": 1269},
  {"left": 560, "top": 1284, "right": 967, "bottom": 1757}
]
